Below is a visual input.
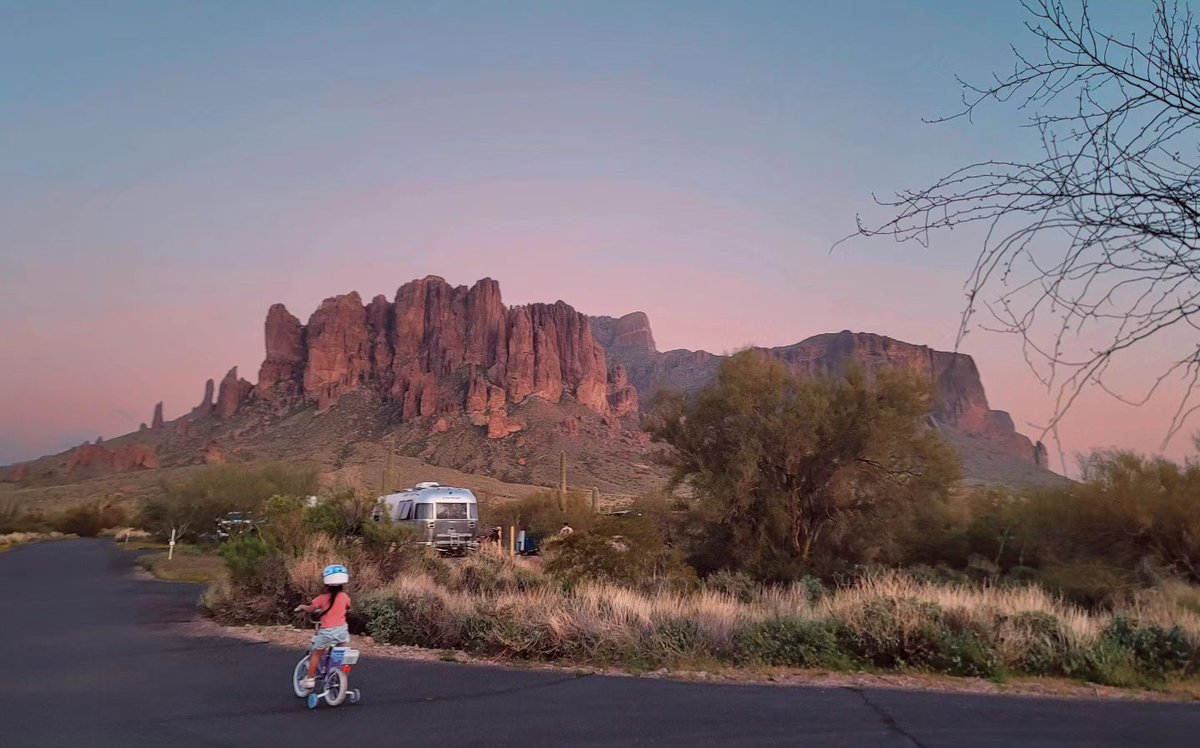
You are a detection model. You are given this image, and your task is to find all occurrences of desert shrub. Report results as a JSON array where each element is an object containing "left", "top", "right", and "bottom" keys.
[
  {"left": 797, "top": 575, "right": 825, "bottom": 604},
  {"left": 936, "top": 631, "right": 1001, "bottom": 679},
  {"left": 483, "top": 489, "right": 596, "bottom": 542},
  {"left": 1067, "top": 639, "right": 1143, "bottom": 687},
  {"left": 836, "top": 597, "right": 999, "bottom": 677},
  {"left": 258, "top": 495, "right": 308, "bottom": 556},
  {"left": 449, "top": 549, "right": 544, "bottom": 596},
  {"left": 650, "top": 617, "right": 705, "bottom": 663},
  {"left": 53, "top": 507, "right": 103, "bottom": 537},
  {"left": 544, "top": 512, "right": 697, "bottom": 592},
  {"left": 218, "top": 535, "right": 275, "bottom": 584},
  {"left": 361, "top": 593, "right": 461, "bottom": 649},
  {"left": 456, "top": 559, "right": 508, "bottom": 596},
  {"left": 358, "top": 520, "right": 422, "bottom": 577},
  {"left": 139, "top": 462, "right": 317, "bottom": 542},
  {"left": 303, "top": 489, "right": 378, "bottom": 538},
  {"left": 705, "top": 570, "right": 758, "bottom": 603},
  {"left": 1035, "top": 562, "right": 1139, "bottom": 609},
  {"left": 995, "top": 611, "right": 1072, "bottom": 675},
  {"left": 418, "top": 553, "right": 453, "bottom": 586},
  {"left": 52, "top": 501, "right": 128, "bottom": 537},
  {"left": 458, "top": 608, "right": 502, "bottom": 654},
  {"left": 486, "top": 613, "right": 560, "bottom": 659},
  {"left": 0, "top": 504, "right": 49, "bottom": 534},
  {"left": 1103, "top": 616, "right": 1194, "bottom": 678},
  {"left": 736, "top": 618, "right": 846, "bottom": 668},
  {"left": 1017, "top": 451, "right": 1200, "bottom": 586},
  {"left": 205, "top": 549, "right": 296, "bottom": 625}
]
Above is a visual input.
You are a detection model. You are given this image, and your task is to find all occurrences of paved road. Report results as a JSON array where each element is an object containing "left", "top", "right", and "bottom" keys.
[{"left": 5, "top": 539, "right": 1199, "bottom": 748}]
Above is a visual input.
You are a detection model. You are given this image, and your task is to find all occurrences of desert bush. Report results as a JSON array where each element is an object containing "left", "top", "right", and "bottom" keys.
[
  {"left": 204, "top": 552, "right": 295, "bottom": 624},
  {"left": 195, "top": 481, "right": 1200, "bottom": 688},
  {"left": 361, "top": 579, "right": 465, "bottom": 649},
  {"left": 51, "top": 501, "right": 128, "bottom": 537},
  {"left": 544, "top": 511, "right": 697, "bottom": 593},
  {"left": 448, "top": 547, "right": 543, "bottom": 596},
  {"left": 482, "top": 489, "right": 596, "bottom": 542},
  {"left": 1034, "top": 562, "right": 1139, "bottom": 609},
  {"left": 1012, "top": 451, "right": 1200, "bottom": 587},
  {"left": 258, "top": 495, "right": 308, "bottom": 556},
  {"left": 139, "top": 462, "right": 318, "bottom": 541},
  {"left": 705, "top": 570, "right": 759, "bottom": 603},
  {"left": 995, "top": 611, "right": 1072, "bottom": 674},
  {"left": 833, "top": 597, "right": 1000, "bottom": 677},
  {"left": 218, "top": 535, "right": 275, "bottom": 584},
  {"left": 0, "top": 504, "right": 49, "bottom": 534},
  {"left": 736, "top": 617, "right": 845, "bottom": 668},
  {"left": 303, "top": 489, "right": 378, "bottom": 538},
  {"left": 1103, "top": 616, "right": 1194, "bottom": 678}
]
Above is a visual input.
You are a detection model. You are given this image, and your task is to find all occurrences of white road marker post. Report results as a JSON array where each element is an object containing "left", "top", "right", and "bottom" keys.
[{"left": 168, "top": 527, "right": 176, "bottom": 561}]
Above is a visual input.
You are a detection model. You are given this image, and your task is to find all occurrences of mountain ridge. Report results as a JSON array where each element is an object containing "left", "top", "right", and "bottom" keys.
[{"left": 2, "top": 277, "right": 1062, "bottom": 496}]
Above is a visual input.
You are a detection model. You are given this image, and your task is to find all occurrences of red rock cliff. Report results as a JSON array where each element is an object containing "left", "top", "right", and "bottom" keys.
[{"left": 250, "top": 277, "right": 615, "bottom": 432}]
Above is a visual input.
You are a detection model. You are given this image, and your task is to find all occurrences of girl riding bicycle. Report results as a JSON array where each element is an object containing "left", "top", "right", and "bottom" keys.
[{"left": 294, "top": 564, "right": 352, "bottom": 691}]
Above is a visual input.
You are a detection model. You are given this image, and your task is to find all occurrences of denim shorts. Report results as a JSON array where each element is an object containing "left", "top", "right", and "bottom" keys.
[{"left": 312, "top": 625, "right": 350, "bottom": 650}]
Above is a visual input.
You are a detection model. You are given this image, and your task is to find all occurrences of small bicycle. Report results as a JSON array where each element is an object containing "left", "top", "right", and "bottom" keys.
[{"left": 292, "top": 617, "right": 362, "bottom": 709}]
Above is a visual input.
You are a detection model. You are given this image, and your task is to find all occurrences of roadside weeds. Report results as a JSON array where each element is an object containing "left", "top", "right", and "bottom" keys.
[
  {"left": 0, "top": 531, "right": 75, "bottom": 552},
  {"left": 189, "top": 617, "right": 1200, "bottom": 704}
]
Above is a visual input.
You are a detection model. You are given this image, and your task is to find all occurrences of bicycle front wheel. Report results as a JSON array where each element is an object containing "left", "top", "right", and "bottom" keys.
[
  {"left": 292, "top": 655, "right": 312, "bottom": 698},
  {"left": 323, "top": 668, "right": 349, "bottom": 706}
]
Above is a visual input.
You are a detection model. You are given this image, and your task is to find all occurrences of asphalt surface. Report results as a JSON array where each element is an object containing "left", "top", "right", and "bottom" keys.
[{"left": 5, "top": 539, "right": 1200, "bottom": 748}]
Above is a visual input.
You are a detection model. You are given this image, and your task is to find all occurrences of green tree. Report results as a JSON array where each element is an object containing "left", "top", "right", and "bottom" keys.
[
  {"left": 649, "top": 351, "right": 959, "bottom": 581},
  {"left": 137, "top": 462, "right": 318, "bottom": 541},
  {"left": 1020, "top": 450, "right": 1200, "bottom": 585}
]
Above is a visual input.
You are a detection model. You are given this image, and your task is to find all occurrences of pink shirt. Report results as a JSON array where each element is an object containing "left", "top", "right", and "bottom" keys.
[{"left": 311, "top": 592, "right": 352, "bottom": 629}]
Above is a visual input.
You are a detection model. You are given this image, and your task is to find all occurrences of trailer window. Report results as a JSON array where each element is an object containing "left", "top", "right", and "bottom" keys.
[
  {"left": 468, "top": 503, "right": 478, "bottom": 520},
  {"left": 436, "top": 503, "right": 468, "bottom": 520},
  {"left": 398, "top": 500, "right": 413, "bottom": 520},
  {"left": 415, "top": 502, "right": 434, "bottom": 520}
]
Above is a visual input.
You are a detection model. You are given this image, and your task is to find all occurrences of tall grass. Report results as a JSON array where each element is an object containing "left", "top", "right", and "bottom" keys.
[{"left": 204, "top": 539, "right": 1200, "bottom": 685}]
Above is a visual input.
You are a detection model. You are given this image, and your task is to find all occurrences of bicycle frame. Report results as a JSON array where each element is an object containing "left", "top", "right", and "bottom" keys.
[{"left": 307, "top": 620, "right": 353, "bottom": 682}]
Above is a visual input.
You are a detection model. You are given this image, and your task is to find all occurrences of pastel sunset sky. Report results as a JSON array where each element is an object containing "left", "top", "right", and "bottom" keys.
[{"left": 1, "top": 1, "right": 1191, "bottom": 471}]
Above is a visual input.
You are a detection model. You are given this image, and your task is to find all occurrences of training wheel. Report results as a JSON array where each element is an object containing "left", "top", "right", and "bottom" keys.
[
  {"left": 307, "top": 693, "right": 319, "bottom": 710},
  {"left": 348, "top": 689, "right": 361, "bottom": 704}
]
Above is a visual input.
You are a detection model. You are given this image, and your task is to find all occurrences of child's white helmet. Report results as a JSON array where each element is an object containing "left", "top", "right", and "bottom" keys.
[{"left": 322, "top": 564, "right": 349, "bottom": 585}]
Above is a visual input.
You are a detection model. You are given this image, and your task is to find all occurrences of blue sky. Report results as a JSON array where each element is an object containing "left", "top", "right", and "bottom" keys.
[{"left": 0, "top": 1, "right": 1182, "bottom": 468}]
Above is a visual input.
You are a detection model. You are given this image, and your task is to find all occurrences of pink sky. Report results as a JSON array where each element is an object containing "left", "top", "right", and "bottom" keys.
[
  {"left": 2, "top": 179, "right": 1193, "bottom": 472},
  {"left": 1, "top": 2, "right": 1192, "bottom": 472}
]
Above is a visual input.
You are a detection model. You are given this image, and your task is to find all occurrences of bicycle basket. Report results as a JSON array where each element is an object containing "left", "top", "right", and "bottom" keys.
[{"left": 330, "top": 647, "right": 359, "bottom": 666}]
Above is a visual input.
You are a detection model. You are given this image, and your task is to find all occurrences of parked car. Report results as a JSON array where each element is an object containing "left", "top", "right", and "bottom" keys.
[{"left": 215, "top": 511, "right": 257, "bottom": 542}]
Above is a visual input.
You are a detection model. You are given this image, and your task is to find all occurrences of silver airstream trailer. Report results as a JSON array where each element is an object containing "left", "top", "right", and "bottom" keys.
[{"left": 372, "top": 482, "right": 479, "bottom": 554}]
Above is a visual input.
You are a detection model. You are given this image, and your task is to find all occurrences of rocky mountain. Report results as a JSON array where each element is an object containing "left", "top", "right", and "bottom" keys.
[
  {"left": 251, "top": 276, "right": 636, "bottom": 433},
  {"left": 3, "top": 276, "right": 1062, "bottom": 500}
]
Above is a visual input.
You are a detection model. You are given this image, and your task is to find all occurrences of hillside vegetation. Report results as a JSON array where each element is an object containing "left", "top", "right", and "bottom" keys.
[
  {"left": 190, "top": 354, "right": 1200, "bottom": 688},
  {"left": 8, "top": 352, "right": 1195, "bottom": 688}
]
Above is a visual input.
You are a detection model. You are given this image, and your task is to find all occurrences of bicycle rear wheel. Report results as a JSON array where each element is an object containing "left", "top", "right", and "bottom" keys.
[{"left": 323, "top": 668, "right": 349, "bottom": 706}]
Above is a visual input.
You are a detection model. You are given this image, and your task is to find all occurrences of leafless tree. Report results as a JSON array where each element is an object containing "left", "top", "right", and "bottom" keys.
[{"left": 852, "top": 0, "right": 1200, "bottom": 451}]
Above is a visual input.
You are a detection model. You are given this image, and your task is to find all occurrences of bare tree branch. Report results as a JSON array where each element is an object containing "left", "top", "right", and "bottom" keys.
[{"left": 848, "top": 0, "right": 1200, "bottom": 453}]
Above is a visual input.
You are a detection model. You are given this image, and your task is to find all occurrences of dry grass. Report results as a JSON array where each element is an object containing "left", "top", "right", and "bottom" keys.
[
  {"left": 202, "top": 535, "right": 1200, "bottom": 686},
  {"left": 0, "top": 530, "right": 72, "bottom": 550},
  {"left": 100, "top": 527, "right": 153, "bottom": 542},
  {"left": 137, "top": 547, "right": 228, "bottom": 583}
]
